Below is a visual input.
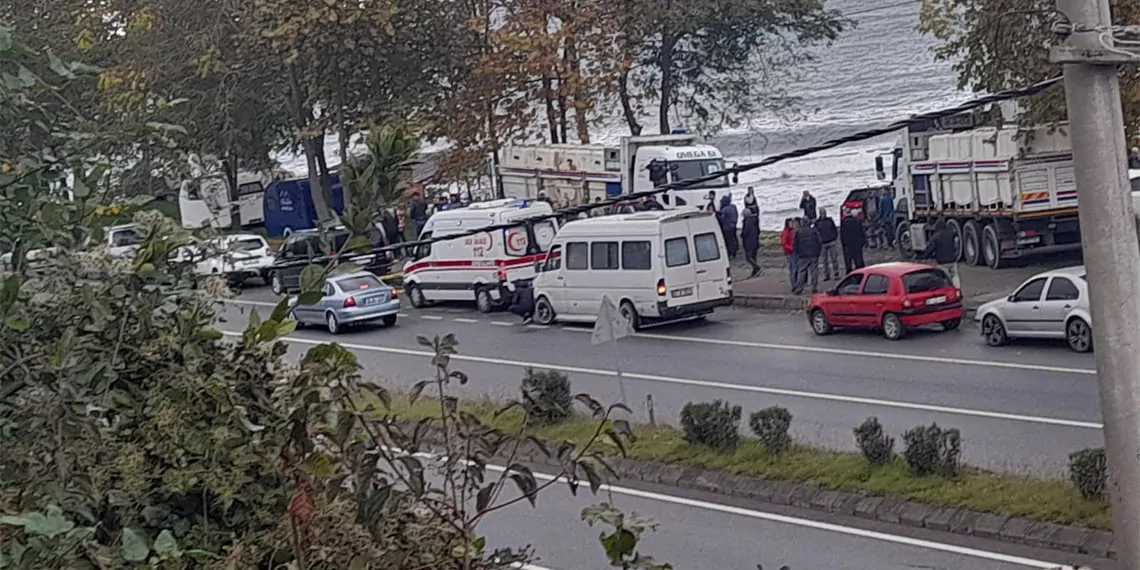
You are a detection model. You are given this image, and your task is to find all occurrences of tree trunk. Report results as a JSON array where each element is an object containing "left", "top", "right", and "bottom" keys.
[
  {"left": 556, "top": 80, "right": 568, "bottom": 143},
  {"left": 565, "top": 37, "right": 591, "bottom": 143},
  {"left": 221, "top": 155, "right": 240, "bottom": 230},
  {"left": 618, "top": 63, "right": 642, "bottom": 136},
  {"left": 315, "top": 148, "right": 337, "bottom": 226},
  {"left": 335, "top": 71, "right": 349, "bottom": 167},
  {"left": 542, "top": 76, "right": 558, "bottom": 143},
  {"left": 657, "top": 32, "right": 676, "bottom": 134},
  {"left": 287, "top": 63, "right": 334, "bottom": 225}
]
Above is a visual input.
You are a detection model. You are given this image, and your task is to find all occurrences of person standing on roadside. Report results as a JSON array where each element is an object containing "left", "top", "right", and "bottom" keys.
[
  {"left": 814, "top": 208, "right": 841, "bottom": 281},
  {"left": 840, "top": 212, "right": 866, "bottom": 272},
  {"left": 408, "top": 191, "right": 429, "bottom": 238},
  {"left": 878, "top": 189, "right": 896, "bottom": 247},
  {"left": 705, "top": 190, "right": 718, "bottom": 212},
  {"left": 717, "top": 195, "right": 739, "bottom": 259},
  {"left": 741, "top": 207, "right": 761, "bottom": 277},
  {"left": 792, "top": 217, "right": 822, "bottom": 294},
  {"left": 780, "top": 218, "right": 798, "bottom": 290},
  {"left": 744, "top": 187, "right": 760, "bottom": 218},
  {"left": 799, "top": 190, "right": 818, "bottom": 221},
  {"left": 923, "top": 218, "right": 961, "bottom": 288}
]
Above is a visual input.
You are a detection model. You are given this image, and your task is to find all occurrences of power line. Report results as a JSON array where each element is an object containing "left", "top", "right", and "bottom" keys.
[{"left": 276, "top": 75, "right": 1065, "bottom": 271}]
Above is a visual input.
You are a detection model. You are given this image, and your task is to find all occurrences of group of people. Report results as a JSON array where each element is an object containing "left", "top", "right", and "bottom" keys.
[
  {"left": 779, "top": 191, "right": 869, "bottom": 295},
  {"left": 708, "top": 188, "right": 763, "bottom": 277}
]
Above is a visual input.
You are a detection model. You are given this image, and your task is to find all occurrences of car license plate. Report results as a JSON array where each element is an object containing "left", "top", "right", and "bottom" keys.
[
  {"left": 925, "top": 295, "right": 947, "bottom": 306},
  {"left": 671, "top": 287, "right": 694, "bottom": 298},
  {"left": 365, "top": 297, "right": 382, "bottom": 306}
]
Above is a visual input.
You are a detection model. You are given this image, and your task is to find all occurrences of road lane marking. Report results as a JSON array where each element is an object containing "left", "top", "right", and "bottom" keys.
[
  {"left": 218, "top": 332, "right": 1102, "bottom": 430},
  {"left": 526, "top": 324, "right": 549, "bottom": 330},
  {"left": 491, "top": 321, "right": 516, "bottom": 327},
  {"left": 230, "top": 299, "right": 279, "bottom": 307},
  {"left": 224, "top": 300, "right": 1095, "bottom": 376},
  {"left": 421, "top": 315, "right": 444, "bottom": 321},
  {"left": 454, "top": 318, "right": 480, "bottom": 324},
  {"left": 398, "top": 313, "right": 410, "bottom": 318}
]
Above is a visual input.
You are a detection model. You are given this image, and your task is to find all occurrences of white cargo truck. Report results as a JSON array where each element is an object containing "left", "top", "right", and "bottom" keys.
[
  {"left": 498, "top": 132, "right": 737, "bottom": 208},
  {"left": 882, "top": 118, "right": 1083, "bottom": 269}
]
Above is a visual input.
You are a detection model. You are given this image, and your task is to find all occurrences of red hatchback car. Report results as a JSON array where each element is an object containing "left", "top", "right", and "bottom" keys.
[{"left": 808, "top": 262, "right": 964, "bottom": 340}]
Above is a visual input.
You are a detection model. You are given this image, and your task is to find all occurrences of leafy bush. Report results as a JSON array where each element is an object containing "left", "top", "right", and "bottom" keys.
[
  {"left": 854, "top": 417, "right": 895, "bottom": 465},
  {"left": 521, "top": 368, "right": 573, "bottom": 425},
  {"left": 1069, "top": 447, "right": 1108, "bottom": 500},
  {"left": 902, "top": 423, "right": 961, "bottom": 477},
  {"left": 680, "top": 400, "right": 742, "bottom": 450},
  {"left": 749, "top": 406, "right": 793, "bottom": 452}
]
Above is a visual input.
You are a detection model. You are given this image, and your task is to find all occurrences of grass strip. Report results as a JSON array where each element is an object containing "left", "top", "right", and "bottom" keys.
[{"left": 376, "top": 393, "right": 1111, "bottom": 530}]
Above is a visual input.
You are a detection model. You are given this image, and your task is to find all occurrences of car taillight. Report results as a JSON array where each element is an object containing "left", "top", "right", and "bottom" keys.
[
  {"left": 344, "top": 296, "right": 357, "bottom": 308},
  {"left": 657, "top": 279, "right": 667, "bottom": 296},
  {"left": 497, "top": 269, "right": 508, "bottom": 282},
  {"left": 726, "top": 267, "right": 732, "bottom": 285}
]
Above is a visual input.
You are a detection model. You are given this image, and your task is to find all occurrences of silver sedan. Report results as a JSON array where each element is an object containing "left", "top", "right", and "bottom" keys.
[
  {"left": 290, "top": 272, "right": 400, "bottom": 334},
  {"left": 974, "top": 265, "right": 1093, "bottom": 352}
]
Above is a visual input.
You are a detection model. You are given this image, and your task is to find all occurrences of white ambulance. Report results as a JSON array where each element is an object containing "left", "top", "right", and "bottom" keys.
[
  {"left": 531, "top": 208, "right": 733, "bottom": 328},
  {"left": 403, "top": 198, "right": 558, "bottom": 312}
]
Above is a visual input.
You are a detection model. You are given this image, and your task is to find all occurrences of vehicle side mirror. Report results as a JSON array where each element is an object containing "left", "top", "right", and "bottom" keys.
[
  {"left": 1008, "top": 295, "right": 1016, "bottom": 302},
  {"left": 827, "top": 288, "right": 838, "bottom": 296}
]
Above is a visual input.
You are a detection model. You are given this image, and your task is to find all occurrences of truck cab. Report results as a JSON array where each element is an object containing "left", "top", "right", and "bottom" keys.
[{"left": 622, "top": 133, "right": 736, "bottom": 209}]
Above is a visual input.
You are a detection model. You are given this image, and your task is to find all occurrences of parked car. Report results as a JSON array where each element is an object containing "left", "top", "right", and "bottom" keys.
[
  {"left": 808, "top": 262, "right": 964, "bottom": 340},
  {"left": 269, "top": 227, "right": 394, "bottom": 295},
  {"left": 172, "top": 234, "right": 275, "bottom": 285},
  {"left": 974, "top": 266, "right": 1092, "bottom": 352},
  {"left": 290, "top": 271, "right": 400, "bottom": 334}
]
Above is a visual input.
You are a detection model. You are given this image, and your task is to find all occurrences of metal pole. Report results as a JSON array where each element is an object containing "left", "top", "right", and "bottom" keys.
[
  {"left": 612, "top": 338, "right": 628, "bottom": 406},
  {"left": 1055, "top": 1, "right": 1140, "bottom": 564}
]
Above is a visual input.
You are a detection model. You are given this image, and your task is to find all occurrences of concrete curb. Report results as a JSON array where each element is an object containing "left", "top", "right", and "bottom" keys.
[
  {"left": 734, "top": 293, "right": 983, "bottom": 317},
  {"left": 455, "top": 432, "right": 1116, "bottom": 559}
]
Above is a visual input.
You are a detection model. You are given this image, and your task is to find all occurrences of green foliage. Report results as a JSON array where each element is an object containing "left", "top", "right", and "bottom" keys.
[
  {"left": 903, "top": 423, "right": 961, "bottom": 478},
  {"left": 748, "top": 406, "right": 793, "bottom": 453},
  {"left": 581, "top": 504, "right": 672, "bottom": 570},
  {"left": 854, "top": 417, "right": 895, "bottom": 466},
  {"left": 1069, "top": 447, "right": 1108, "bottom": 501},
  {"left": 341, "top": 124, "right": 421, "bottom": 239},
  {"left": 521, "top": 368, "right": 574, "bottom": 425},
  {"left": 680, "top": 400, "right": 741, "bottom": 451}
]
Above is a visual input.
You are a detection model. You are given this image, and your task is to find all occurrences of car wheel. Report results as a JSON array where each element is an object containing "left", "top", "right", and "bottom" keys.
[
  {"left": 619, "top": 300, "right": 641, "bottom": 331},
  {"left": 534, "top": 296, "right": 556, "bottom": 325},
  {"left": 326, "top": 312, "right": 341, "bottom": 335},
  {"left": 881, "top": 313, "right": 907, "bottom": 341},
  {"left": 810, "top": 309, "right": 833, "bottom": 335},
  {"left": 941, "top": 318, "right": 961, "bottom": 331},
  {"left": 475, "top": 287, "right": 494, "bottom": 313},
  {"left": 1066, "top": 317, "right": 1093, "bottom": 353},
  {"left": 382, "top": 314, "right": 398, "bottom": 327},
  {"left": 963, "top": 221, "right": 982, "bottom": 266},
  {"left": 407, "top": 283, "right": 427, "bottom": 308},
  {"left": 270, "top": 272, "right": 284, "bottom": 296},
  {"left": 982, "top": 224, "right": 1003, "bottom": 269},
  {"left": 982, "top": 314, "right": 1008, "bottom": 346}
]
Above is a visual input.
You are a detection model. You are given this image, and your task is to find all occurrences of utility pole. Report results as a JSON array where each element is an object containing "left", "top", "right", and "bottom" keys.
[{"left": 1052, "top": 1, "right": 1140, "bottom": 565}]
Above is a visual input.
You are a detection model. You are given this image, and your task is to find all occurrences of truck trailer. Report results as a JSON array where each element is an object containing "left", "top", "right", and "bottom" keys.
[
  {"left": 883, "top": 118, "right": 1081, "bottom": 269},
  {"left": 498, "top": 132, "right": 737, "bottom": 208}
]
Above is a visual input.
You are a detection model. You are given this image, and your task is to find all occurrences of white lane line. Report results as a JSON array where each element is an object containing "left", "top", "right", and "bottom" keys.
[
  {"left": 219, "top": 332, "right": 1102, "bottom": 429},
  {"left": 398, "top": 313, "right": 410, "bottom": 318},
  {"left": 454, "top": 318, "right": 480, "bottom": 324},
  {"left": 634, "top": 330, "right": 1096, "bottom": 376},
  {"left": 421, "top": 315, "right": 444, "bottom": 321},
  {"left": 562, "top": 327, "right": 590, "bottom": 333},
  {"left": 526, "top": 324, "right": 549, "bottom": 330},
  {"left": 491, "top": 466, "right": 1064, "bottom": 569},
  {"left": 223, "top": 299, "right": 1093, "bottom": 376},
  {"left": 491, "top": 321, "right": 516, "bottom": 327},
  {"left": 229, "top": 299, "right": 279, "bottom": 307}
]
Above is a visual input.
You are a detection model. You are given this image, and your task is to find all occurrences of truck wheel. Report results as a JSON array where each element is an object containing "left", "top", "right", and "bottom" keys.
[
  {"left": 982, "top": 224, "right": 1003, "bottom": 269},
  {"left": 963, "top": 221, "right": 982, "bottom": 266},
  {"left": 895, "top": 222, "right": 915, "bottom": 260},
  {"left": 946, "top": 219, "right": 964, "bottom": 262}
]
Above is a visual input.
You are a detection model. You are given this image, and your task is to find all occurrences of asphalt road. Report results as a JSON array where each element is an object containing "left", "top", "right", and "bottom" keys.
[
  {"left": 221, "top": 287, "right": 1101, "bottom": 477},
  {"left": 434, "top": 456, "right": 1106, "bottom": 570}
]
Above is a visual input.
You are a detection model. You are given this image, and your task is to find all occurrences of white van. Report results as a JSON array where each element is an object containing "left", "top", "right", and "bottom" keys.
[
  {"left": 531, "top": 208, "right": 733, "bottom": 328},
  {"left": 403, "top": 198, "right": 558, "bottom": 312}
]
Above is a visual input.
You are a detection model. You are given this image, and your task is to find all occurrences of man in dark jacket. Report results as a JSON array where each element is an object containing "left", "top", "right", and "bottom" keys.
[
  {"left": 799, "top": 191, "right": 818, "bottom": 221},
  {"left": 814, "top": 208, "right": 840, "bottom": 281},
  {"left": 408, "top": 192, "right": 429, "bottom": 238},
  {"left": 840, "top": 214, "right": 866, "bottom": 272},
  {"left": 923, "top": 218, "right": 961, "bottom": 288},
  {"left": 716, "top": 195, "right": 739, "bottom": 259},
  {"left": 792, "top": 217, "right": 823, "bottom": 294},
  {"left": 741, "top": 211, "right": 761, "bottom": 277}
]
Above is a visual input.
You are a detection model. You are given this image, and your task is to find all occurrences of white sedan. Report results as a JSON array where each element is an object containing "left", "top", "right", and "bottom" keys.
[{"left": 974, "top": 266, "right": 1093, "bottom": 352}]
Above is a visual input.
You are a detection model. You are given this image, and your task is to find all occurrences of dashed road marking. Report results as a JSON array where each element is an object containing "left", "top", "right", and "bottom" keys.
[
  {"left": 421, "top": 315, "right": 444, "bottom": 321},
  {"left": 526, "top": 324, "right": 549, "bottom": 330},
  {"left": 491, "top": 321, "right": 516, "bottom": 327},
  {"left": 454, "top": 318, "right": 480, "bottom": 324},
  {"left": 218, "top": 331, "right": 1102, "bottom": 430}
]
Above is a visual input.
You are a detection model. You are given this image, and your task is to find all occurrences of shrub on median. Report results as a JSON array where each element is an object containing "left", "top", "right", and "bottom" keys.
[
  {"left": 681, "top": 400, "right": 742, "bottom": 451},
  {"left": 1069, "top": 447, "right": 1107, "bottom": 500},
  {"left": 749, "top": 406, "right": 793, "bottom": 452},
  {"left": 521, "top": 367, "right": 573, "bottom": 425},
  {"left": 903, "top": 423, "right": 961, "bottom": 478},
  {"left": 854, "top": 417, "right": 895, "bottom": 466}
]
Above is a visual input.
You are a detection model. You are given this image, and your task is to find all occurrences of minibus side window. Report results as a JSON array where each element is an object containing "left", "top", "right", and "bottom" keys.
[
  {"left": 590, "top": 242, "right": 619, "bottom": 270},
  {"left": 566, "top": 242, "right": 589, "bottom": 270},
  {"left": 621, "top": 241, "right": 651, "bottom": 270}
]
